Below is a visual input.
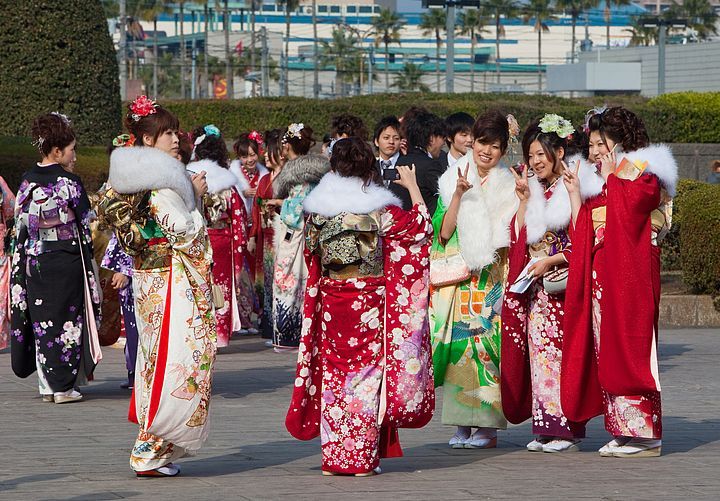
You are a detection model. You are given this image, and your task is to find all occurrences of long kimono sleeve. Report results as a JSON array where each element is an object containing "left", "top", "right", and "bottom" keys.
[
  {"left": 500, "top": 215, "right": 533, "bottom": 424},
  {"left": 150, "top": 189, "right": 209, "bottom": 261},
  {"left": 101, "top": 234, "right": 134, "bottom": 276},
  {"left": 379, "top": 204, "right": 435, "bottom": 429},
  {"left": 599, "top": 173, "right": 662, "bottom": 396}
]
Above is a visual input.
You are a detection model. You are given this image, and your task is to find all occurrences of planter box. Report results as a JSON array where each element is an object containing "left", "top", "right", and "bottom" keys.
[{"left": 659, "top": 295, "right": 720, "bottom": 328}]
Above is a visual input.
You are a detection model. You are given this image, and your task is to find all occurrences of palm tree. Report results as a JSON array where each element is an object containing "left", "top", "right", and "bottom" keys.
[
  {"left": 371, "top": 8, "right": 404, "bottom": 91},
  {"left": 419, "top": 8, "right": 446, "bottom": 92},
  {"left": 555, "top": 0, "right": 598, "bottom": 62},
  {"left": 319, "top": 28, "right": 361, "bottom": 97},
  {"left": 277, "top": 0, "right": 300, "bottom": 96},
  {"left": 625, "top": 19, "right": 657, "bottom": 46},
  {"left": 669, "top": 0, "right": 718, "bottom": 41},
  {"left": 484, "top": 0, "right": 520, "bottom": 84},
  {"left": 523, "top": 0, "right": 555, "bottom": 92},
  {"left": 392, "top": 62, "right": 430, "bottom": 92},
  {"left": 604, "top": 0, "right": 630, "bottom": 49},
  {"left": 458, "top": 7, "right": 489, "bottom": 93}
]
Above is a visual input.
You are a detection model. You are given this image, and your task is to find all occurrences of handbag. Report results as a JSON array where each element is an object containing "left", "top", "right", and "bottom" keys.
[
  {"left": 542, "top": 266, "right": 568, "bottom": 295},
  {"left": 212, "top": 283, "right": 225, "bottom": 310},
  {"left": 430, "top": 249, "right": 471, "bottom": 287}
]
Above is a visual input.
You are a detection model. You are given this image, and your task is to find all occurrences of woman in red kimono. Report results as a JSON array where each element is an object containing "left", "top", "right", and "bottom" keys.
[
  {"left": 188, "top": 124, "right": 258, "bottom": 346},
  {"left": 561, "top": 106, "right": 677, "bottom": 458},
  {"left": 501, "top": 116, "right": 603, "bottom": 453},
  {"left": 286, "top": 137, "right": 435, "bottom": 476},
  {"left": 250, "top": 129, "right": 285, "bottom": 340}
]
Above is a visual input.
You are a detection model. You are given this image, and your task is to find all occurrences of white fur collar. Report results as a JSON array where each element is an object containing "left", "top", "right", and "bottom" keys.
[
  {"left": 304, "top": 171, "right": 401, "bottom": 217},
  {"left": 438, "top": 152, "right": 519, "bottom": 270},
  {"left": 524, "top": 155, "right": 604, "bottom": 243},
  {"left": 187, "top": 159, "right": 238, "bottom": 194},
  {"left": 617, "top": 143, "right": 679, "bottom": 197},
  {"left": 229, "top": 159, "right": 268, "bottom": 192},
  {"left": 109, "top": 146, "right": 196, "bottom": 210}
]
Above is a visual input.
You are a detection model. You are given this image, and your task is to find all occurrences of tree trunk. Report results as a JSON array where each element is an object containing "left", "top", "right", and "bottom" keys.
[
  {"left": 385, "top": 39, "right": 390, "bottom": 91},
  {"left": 312, "top": 0, "right": 318, "bottom": 98},
  {"left": 180, "top": 3, "right": 186, "bottom": 99},
  {"left": 538, "top": 27, "right": 542, "bottom": 92},
  {"left": 284, "top": 10, "right": 290, "bottom": 96},
  {"left": 495, "top": 17, "right": 501, "bottom": 84},
  {"left": 251, "top": 2, "right": 256, "bottom": 97},
  {"left": 224, "top": 0, "right": 232, "bottom": 99},
  {"left": 606, "top": 0, "right": 611, "bottom": 49},
  {"left": 470, "top": 29, "right": 475, "bottom": 93},
  {"left": 571, "top": 15, "right": 577, "bottom": 63},
  {"left": 435, "top": 31, "right": 440, "bottom": 92},
  {"left": 153, "top": 17, "right": 158, "bottom": 98},
  {"left": 204, "top": 5, "right": 209, "bottom": 98}
]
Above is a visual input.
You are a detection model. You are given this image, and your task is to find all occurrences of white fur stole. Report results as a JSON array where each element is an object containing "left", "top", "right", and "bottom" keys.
[
  {"left": 303, "top": 171, "right": 401, "bottom": 217},
  {"left": 187, "top": 159, "right": 238, "bottom": 194}
]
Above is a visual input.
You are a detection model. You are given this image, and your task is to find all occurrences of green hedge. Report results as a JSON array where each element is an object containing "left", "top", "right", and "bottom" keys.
[
  {"left": 677, "top": 181, "right": 720, "bottom": 301},
  {"left": 154, "top": 91, "right": 716, "bottom": 145},
  {"left": 0, "top": 0, "right": 121, "bottom": 145}
]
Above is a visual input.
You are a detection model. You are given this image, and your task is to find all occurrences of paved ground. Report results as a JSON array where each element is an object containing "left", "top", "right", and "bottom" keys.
[{"left": 1, "top": 328, "right": 719, "bottom": 500}]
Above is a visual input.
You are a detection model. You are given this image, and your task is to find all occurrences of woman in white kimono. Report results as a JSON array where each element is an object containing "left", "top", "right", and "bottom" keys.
[{"left": 100, "top": 97, "right": 215, "bottom": 477}]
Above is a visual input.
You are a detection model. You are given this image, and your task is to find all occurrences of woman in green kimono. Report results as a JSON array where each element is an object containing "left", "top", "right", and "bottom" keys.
[{"left": 430, "top": 110, "right": 520, "bottom": 448}]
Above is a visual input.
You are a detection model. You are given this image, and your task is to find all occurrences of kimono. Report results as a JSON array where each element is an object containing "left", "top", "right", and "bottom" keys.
[
  {"left": 271, "top": 155, "right": 330, "bottom": 348},
  {"left": 101, "top": 234, "right": 138, "bottom": 374},
  {"left": 251, "top": 173, "right": 276, "bottom": 339},
  {"left": 229, "top": 159, "right": 268, "bottom": 218},
  {"left": 562, "top": 144, "right": 677, "bottom": 440},
  {"left": 10, "top": 164, "right": 102, "bottom": 394},
  {"left": 189, "top": 159, "right": 258, "bottom": 347},
  {"left": 102, "top": 146, "right": 216, "bottom": 472},
  {"left": 1, "top": 176, "right": 16, "bottom": 350},
  {"left": 287, "top": 172, "right": 435, "bottom": 475},
  {"left": 501, "top": 157, "right": 603, "bottom": 438},
  {"left": 430, "top": 153, "right": 518, "bottom": 430}
]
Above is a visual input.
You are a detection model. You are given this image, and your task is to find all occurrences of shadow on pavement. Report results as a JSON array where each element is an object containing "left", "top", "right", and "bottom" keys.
[
  {"left": 211, "top": 366, "right": 295, "bottom": 399},
  {"left": 383, "top": 442, "right": 515, "bottom": 473},
  {"left": 661, "top": 417, "right": 720, "bottom": 455},
  {"left": 40, "top": 492, "right": 141, "bottom": 501},
  {"left": 0, "top": 473, "right": 69, "bottom": 492}
]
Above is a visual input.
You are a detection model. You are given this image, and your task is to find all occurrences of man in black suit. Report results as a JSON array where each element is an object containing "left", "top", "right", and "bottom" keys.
[
  {"left": 393, "top": 111, "right": 447, "bottom": 216},
  {"left": 373, "top": 116, "right": 404, "bottom": 185}
]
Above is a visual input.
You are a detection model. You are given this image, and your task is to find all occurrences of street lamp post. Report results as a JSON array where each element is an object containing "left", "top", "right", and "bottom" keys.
[{"left": 640, "top": 16, "right": 687, "bottom": 96}]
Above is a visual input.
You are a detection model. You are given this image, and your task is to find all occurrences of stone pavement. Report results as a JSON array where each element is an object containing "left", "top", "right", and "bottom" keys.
[{"left": 1, "top": 329, "right": 719, "bottom": 500}]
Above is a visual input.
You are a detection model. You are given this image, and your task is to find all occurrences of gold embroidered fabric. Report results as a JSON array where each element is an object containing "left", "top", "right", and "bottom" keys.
[
  {"left": 202, "top": 190, "right": 230, "bottom": 229},
  {"left": 306, "top": 211, "right": 383, "bottom": 279}
]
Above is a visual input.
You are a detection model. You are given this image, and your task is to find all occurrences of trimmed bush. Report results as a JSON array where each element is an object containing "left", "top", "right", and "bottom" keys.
[
  {"left": 0, "top": 0, "right": 121, "bottom": 145},
  {"left": 677, "top": 182, "right": 720, "bottom": 301},
  {"left": 646, "top": 92, "right": 720, "bottom": 144},
  {"left": 661, "top": 179, "right": 706, "bottom": 271}
]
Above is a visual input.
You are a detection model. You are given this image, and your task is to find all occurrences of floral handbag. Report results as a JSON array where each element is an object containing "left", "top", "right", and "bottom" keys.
[
  {"left": 542, "top": 266, "right": 568, "bottom": 295},
  {"left": 430, "top": 246, "right": 471, "bottom": 287}
]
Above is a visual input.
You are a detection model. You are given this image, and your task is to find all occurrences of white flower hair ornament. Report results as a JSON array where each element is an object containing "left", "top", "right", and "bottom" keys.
[
  {"left": 583, "top": 105, "right": 607, "bottom": 133},
  {"left": 539, "top": 113, "right": 575, "bottom": 139},
  {"left": 283, "top": 123, "right": 305, "bottom": 143},
  {"left": 51, "top": 112, "right": 72, "bottom": 125}
]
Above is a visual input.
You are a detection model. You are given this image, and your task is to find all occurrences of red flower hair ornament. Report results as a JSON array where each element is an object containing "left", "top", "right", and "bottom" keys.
[{"left": 130, "top": 95, "right": 158, "bottom": 122}]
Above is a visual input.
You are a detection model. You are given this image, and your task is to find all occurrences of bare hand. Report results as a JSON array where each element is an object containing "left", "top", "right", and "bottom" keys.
[
  {"left": 399, "top": 138, "right": 408, "bottom": 156},
  {"left": 562, "top": 160, "right": 581, "bottom": 195},
  {"left": 600, "top": 147, "right": 617, "bottom": 181},
  {"left": 192, "top": 170, "right": 208, "bottom": 197},
  {"left": 528, "top": 258, "right": 554, "bottom": 277},
  {"left": 111, "top": 272, "right": 129, "bottom": 290},
  {"left": 247, "top": 237, "right": 256, "bottom": 254},
  {"left": 265, "top": 198, "right": 283, "bottom": 211},
  {"left": 243, "top": 188, "right": 257, "bottom": 199},
  {"left": 393, "top": 164, "right": 419, "bottom": 191},
  {"left": 453, "top": 163, "right": 473, "bottom": 198},
  {"left": 510, "top": 163, "right": 530, "bottom": 202}
]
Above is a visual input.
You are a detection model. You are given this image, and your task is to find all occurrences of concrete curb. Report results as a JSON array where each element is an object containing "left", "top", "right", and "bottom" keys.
[{"left": 659, "top": 294, "right": 720, "bottom": 328}]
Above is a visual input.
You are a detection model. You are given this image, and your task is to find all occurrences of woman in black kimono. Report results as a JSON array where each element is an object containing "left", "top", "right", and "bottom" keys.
[{"left": 10, "top": 112, "right": 102, "bottom": 404}]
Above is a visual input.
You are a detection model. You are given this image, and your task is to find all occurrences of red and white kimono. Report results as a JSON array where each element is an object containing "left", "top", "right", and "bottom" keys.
[
  {"left": 502, "top": 157, "right": 603, "bottom": 438},
  {"left": 189, "top": 159, "right": 258, "bottom": 347},
  {"left": 561, "top": 145, "right": 677, "bottom": 439},
  {"left": 286, "top": 172, "right": 435, "bottom": 475}
]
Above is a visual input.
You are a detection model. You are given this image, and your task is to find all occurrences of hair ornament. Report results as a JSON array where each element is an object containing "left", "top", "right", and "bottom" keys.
[
  {"left": 248, "top": 130, "right": 264, "bottom": 143},
  {"left": 51, "top": 112, "right": 71, "bottom": 125},
  {"left": 506, "top": 114, "right": 520, "bottom": 141},
  {"left": 130, "top": 95, "right": 158, "bottom": 122},
  {"left": 31, "top": 136, "right": 45, "bottom": 152},
  {"left": 583, "top": 105, "right": 608, "bottom": 133},
  {"left": 283, "top": 123, "right": 305, "bottom": 143},
  {"left": 539, "top": 113, "right": 575, "bottom": 139},
  {"left": 112, "top": 133, "right": 136, "bottom": 148},
  {"left": 194, "top": 124, "right": 221, "bottom": 146}
]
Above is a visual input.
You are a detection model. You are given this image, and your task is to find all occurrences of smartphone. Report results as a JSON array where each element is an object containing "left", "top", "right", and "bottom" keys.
[{"left": 382, "top": 167, "right": 400, "bottom": 181}]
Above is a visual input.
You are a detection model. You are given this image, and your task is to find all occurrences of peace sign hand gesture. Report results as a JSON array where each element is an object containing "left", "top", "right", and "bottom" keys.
[
  {"left": 454, "top": 163, "right": 473, "bottom": 199},
  {"left": 562, "top": 159, "right": 581, "bottom": 195},
  {"left": 510, "top": 163, "right": 530, "bottom": 202}
]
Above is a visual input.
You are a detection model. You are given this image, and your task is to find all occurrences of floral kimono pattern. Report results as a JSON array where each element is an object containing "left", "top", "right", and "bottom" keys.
[
  {"left": 286, "top": 203, "right": 435, "bottom": 475},
  {"left": 272, "top": 183, "right": 313, "bottom": 347},
  {"left": 430, "top": 197, "right": 508, "bottom": 430},
  {"left": 0, "top": 176, "right": 15, "bottom": 350},
  {"left": 10, "top": 165, "right": 102, "bottom": 394},
  {"left": 203, "top": 187, "right": 258, "bottom": 346},
  {"left": 251, "top": 174, "right": 276, "bottom": 339}
]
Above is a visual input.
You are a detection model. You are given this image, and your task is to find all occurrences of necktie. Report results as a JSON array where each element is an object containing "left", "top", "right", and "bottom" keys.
[{"left": 381, "top": 160, "right": 392, "bottom": 170}]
